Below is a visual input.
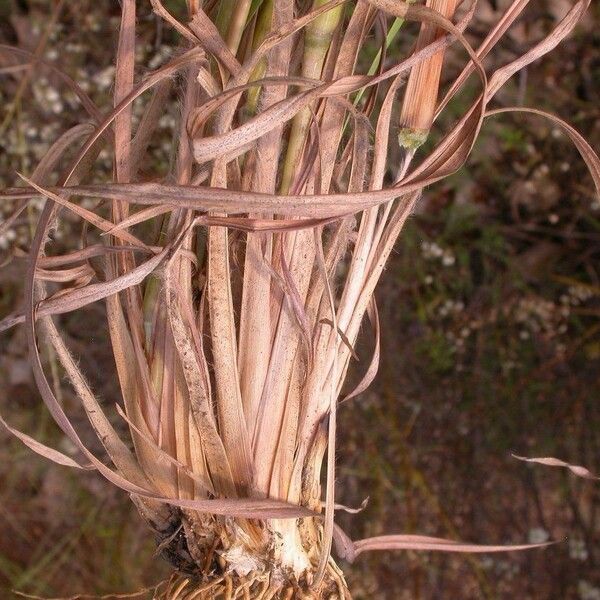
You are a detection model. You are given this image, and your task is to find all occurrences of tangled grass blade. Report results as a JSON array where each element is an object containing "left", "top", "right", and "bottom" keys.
[{"left": 0, "top": 0, "right": 597, "bottom": 597}]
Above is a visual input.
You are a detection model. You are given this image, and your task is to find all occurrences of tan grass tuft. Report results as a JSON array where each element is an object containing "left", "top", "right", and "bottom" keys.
[{"left": 0, "top": 0, "right": 598, "bottom": 598}]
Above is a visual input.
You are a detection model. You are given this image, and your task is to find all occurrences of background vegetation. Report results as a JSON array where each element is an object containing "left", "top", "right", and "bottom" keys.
[{"left": 0, "top": 0, "right": 599, "bottom": 598}]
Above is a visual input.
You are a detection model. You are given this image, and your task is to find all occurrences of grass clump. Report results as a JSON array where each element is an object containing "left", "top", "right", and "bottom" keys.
[{"left": 0, "top": 0, "right": 598, "bottom": 597}]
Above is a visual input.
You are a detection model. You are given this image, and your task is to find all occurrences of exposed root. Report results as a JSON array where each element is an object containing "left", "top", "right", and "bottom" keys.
[{"left": 157, "top": 563, "right": 351, "bottom": 600}]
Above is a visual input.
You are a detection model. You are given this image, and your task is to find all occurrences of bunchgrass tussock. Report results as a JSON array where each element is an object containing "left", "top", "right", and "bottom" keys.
[{"left": 1, "top": 0, "right": 599, "bottom": 598}]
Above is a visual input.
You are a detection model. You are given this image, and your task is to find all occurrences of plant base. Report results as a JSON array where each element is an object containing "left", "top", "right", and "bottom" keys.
[
  {"left": 150, "top": 510, "right": 351, "bottom": 599},
  {"left": 158, "top": 564, "right": 351, "bottom": 600}
]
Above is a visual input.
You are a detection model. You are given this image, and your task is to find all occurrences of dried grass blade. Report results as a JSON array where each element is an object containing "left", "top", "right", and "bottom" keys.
[
  {"left": 37, "top": 245, "right": 150, "bottom": 268},
  {"left": 512, "top": 454, "right": 600, "bottom": 480},
  {"left": 6, "top": 181, "right": 424, "bottom": 217},
  {"left": 332, "top": 526, "right": 554, "bottom": 562},
  {"left": 35, "top": 265, "right": 94, "bottom": 283},
  {"left": 115, "top": 404, "right": 214, "bottom": 493},
  {"left": 207, "top": 215, "right": 254, "bottom": 491},
  {"left": 108, "top": 205, "right": 177, "bottom": 234},
  {"left": 238, "top": 233, "right": 273, "bottom": 426},
  {"left": 0, "top": 124, "right": 94, "bottom": 236},
  {"left": 0, "top": 413, "right": 91, "bottom": 470},
  {"left": 279, "top": 250, "right": 313, "bottom": 359},
  {"left": 105, "top": 292, "right": 164, "bottom": 485},
  {"left": 253, "top": 231, "right": 314, "bottom": 492},
  {"left": 40, "top": 315, "right": 150, "bottom": 486},
  {"left": 486, "top": 0, "right": 591, "bottom": 99},
  {"left": 192, "top": 87, "right": 324, "bottom": 165},
  {"left": 437, "top": 0, "right": 530, "bottom": 114},
  {"left": 188, "top": 11, "right": 242, "bottom": 77},
  {"left": 150, "top": 0, "right": 203, "bottom": 45},
  {"left": 340, "top": 298, "right": 380, "bottom": 404},
  {"left": 63, "top": 47, "right": 203, "bottom": 184},
  {"left": 0, "top": 248, "right": 167, "bottom": 333},
  {"left": 314, "top": 226, "right": 340, "bottom": 585},
  {"left": 130, "top": 80, "right": 173, "bottom": 178},
  {"left": 166, "top": 271, "right": 237, "bottom": 497},
  {"left": 114, "top": 0, "right": 136, "bottom": 187},
  {"left": 352, "top": 535, "right": 553, "bottom": 557},
  {"left": 17, "top": 174, "right": 150, "bottom": 249},
  {"left": 4, "top": 405, "right": 316, "bottom": 518},
  {"left": 486, "top": 108, "right": 600, "bottom": 196}
]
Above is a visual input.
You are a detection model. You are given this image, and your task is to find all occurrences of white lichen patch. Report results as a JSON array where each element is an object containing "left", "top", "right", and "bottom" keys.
[
  {"left": 221, "top": 543, "right": 265, "bottom": 578},
  {"left": 270, "top": 519, "right": 312, "bottom": 579}
]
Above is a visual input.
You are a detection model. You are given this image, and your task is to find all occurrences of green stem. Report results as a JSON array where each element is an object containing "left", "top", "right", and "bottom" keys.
[
  {"left": 353, "top": 16, "right": 405, "bottom": 108},
  {"left": 215, "top": 0, "right": 253, "bottom": 53},
  {"left": 280, "top": 0, "right": 344, "bottom": 193},
  {"left": 246, "top": 0, "right": 274, "bottom": 114}
]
